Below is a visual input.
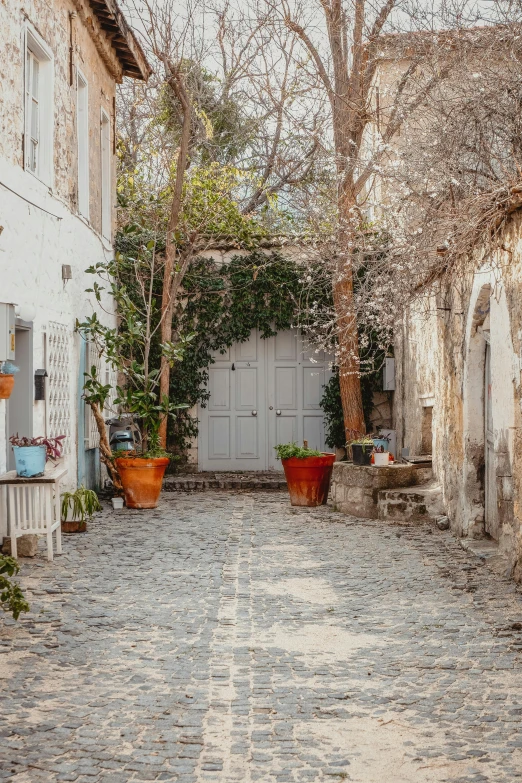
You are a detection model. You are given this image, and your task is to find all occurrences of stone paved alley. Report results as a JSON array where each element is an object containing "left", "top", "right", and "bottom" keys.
[{"left": 2, "top": 491, "right": 522, "bottom": 783}]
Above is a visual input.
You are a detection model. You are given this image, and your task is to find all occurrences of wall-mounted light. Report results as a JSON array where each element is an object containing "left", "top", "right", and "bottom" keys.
[{"left": 14, "top": 303, "right": 36, "bottom": 322}]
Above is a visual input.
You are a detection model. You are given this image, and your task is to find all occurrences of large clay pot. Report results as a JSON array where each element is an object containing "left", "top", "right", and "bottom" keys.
[
  {"left": 0, "top": 374, "right": 15, "bottom": 399},
  {"left": 282, "top": 453, "right": 336, "bottom": 507},
  {"left": 115, "top": 457, "right": 169, "bottom": 509}
]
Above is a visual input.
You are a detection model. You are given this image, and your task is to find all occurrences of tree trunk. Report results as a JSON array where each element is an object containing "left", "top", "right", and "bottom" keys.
[
  {"left": 334, "top": 191, "right": 366, "bottom": 441},
  {"left": 158, "top": 70, "right": 192, "bottom": 449},
  {"left": 88, "top": 400, "right": 123, "bottom": 494}
]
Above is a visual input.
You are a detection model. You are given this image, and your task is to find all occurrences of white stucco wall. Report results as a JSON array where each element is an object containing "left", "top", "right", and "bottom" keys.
[{"left": 0, "top": 156, "right": 114, "bottom": 487}]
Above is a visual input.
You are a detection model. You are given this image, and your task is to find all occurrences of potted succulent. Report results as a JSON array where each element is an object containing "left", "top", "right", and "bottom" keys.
[
  {"left": 77, "top": 251, "right": 191, "bottom": 509},
  {"left": 9, "top": 434, "right": 65, "bottom": 478},
  {"left": 61, "top": 486, "right": 102, "bottom": 532},
  {"left": 0, "top": 362, "right": 19, "bottom": 400},
  {"left": 349, "top": 436, "right": 374, "bottom": 466},
  {"left": 275, "top": 442, "right": 336, "bottom": 507}
]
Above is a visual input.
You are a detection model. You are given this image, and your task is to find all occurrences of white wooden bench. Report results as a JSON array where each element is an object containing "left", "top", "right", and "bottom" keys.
[{"left": 0, "top": 465, "right": 67, "bottom": 561}]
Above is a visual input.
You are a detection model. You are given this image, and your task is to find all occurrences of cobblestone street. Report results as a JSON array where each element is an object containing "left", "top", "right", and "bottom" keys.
[{"left": 2, "top": 491, "right": 522, "bottom": 783}]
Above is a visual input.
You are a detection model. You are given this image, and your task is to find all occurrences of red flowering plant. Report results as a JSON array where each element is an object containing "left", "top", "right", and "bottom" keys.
[{"left": 9, "top": 434, "right": 66, "bottom": 462}]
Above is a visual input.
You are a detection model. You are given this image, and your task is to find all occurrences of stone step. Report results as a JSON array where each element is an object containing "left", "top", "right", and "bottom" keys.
[
  {"left": 377, "top": 481, "right": 444, "bottom": 522},
  {"left": 163, "top": 472, "right": 287, "bottom": 492}
]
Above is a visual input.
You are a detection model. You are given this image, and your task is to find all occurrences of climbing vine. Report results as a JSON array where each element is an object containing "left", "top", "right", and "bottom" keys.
[
  {"left": 167, "top": 251, "right": 332, "bottom": 455},
  {"left": 113, "top": 236, "right": 391, "bottom": 460}
]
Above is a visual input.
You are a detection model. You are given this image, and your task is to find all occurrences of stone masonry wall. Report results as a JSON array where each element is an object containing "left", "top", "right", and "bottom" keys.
[{"left": 393, "top": 210, "right": 522, "bottom": 580}]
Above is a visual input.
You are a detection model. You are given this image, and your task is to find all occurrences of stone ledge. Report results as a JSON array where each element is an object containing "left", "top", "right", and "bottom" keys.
[
  {"left": 164, "top": 472, "right": 287, "bottom": 492},
  {"left": 378, "top": 482, "right": 444, "bottom": 522},
  {"left": 330, "top": 461, "right": 433, "bottom": 519}
]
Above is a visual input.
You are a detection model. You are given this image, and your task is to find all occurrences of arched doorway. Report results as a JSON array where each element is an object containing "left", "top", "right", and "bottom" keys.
[{"left": 463, "top": 276, "right": 515, "bottom": 543}]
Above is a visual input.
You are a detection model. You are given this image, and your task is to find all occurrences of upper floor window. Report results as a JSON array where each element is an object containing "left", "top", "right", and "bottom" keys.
[
  {"left": 100, "top": 109, "right": 111, "bottom": 240},
  {"left": 77, "top": 70, "right": 89, "bottom": 218},
  {"left": 25, "top": 26, "right": 54, "bottom": 187}
]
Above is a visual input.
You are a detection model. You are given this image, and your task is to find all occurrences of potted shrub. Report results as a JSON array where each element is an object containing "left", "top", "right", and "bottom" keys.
[
  {"left": 0, "top": 362, "right": 19, "bottom": 400},
  {"left": 275, "top": 442, "right": 336, "bottom": 507},
  {"left": 349, "top": 436, "right": 374, "bottom": 466},
  {"left": 61, "top": 486, "right": 102, "bottom": 532},
  {"left": 9, "top": 434, "right": 65, "bottom": 478},
  {"left": 77, "top": 250, "right": 191, "bottom": 509}
]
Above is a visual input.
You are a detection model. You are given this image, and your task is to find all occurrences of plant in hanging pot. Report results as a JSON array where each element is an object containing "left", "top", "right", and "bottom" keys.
[
  {"left": 349, "top": 436, "right": 374, "bottom": 466},
  {"left": 275, "top": 442, "right": 336, "bottom": 507},
  {"left": 9, "top": 434, "right": 65, "bottom": 478},
  {"left": 0, "top": 362, "right": 19, "bottom": 400},
  {"left": 61, "top": 486, "right": 102, "bottom": 533},
  {"left": 76, "top": 248, "right": 192, "bottom": 510}
]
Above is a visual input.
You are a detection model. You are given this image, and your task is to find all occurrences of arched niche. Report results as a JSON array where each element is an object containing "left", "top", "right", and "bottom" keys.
[{"left": 462, "top": 281, "right": 491, "bottom": 538}]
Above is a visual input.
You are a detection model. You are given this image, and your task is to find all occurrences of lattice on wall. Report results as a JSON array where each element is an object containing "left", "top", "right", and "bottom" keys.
[
  {"left": 86, "top": 341, "right": 102, "bottom": 449},
  {"left": 85, "top": 342, "right": 118, "bottom": 450},
  {"left": 46, "top": 322, "right": 72, "bottom": 456}
]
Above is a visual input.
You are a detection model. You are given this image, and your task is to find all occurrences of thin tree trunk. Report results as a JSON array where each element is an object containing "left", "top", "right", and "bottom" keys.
[
  {"left": 335, "top": 189, "right": 366, "bottom": 440},
  {"left": 158, "top": 69, "right": 192, "bottom": 449},
  {"left": 88, "top": 401, "right": 123, "bottom": 493}
]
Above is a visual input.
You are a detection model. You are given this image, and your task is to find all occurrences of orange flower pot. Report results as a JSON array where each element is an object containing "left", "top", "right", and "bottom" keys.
[
  {"left": 281, "top": 453, "right": 336, "bottom": 507},
  {"left": 115, "top": 457, "right": 170, "bottom": 509},
  {"left": 0, "top": 374, "right": 15, "bottom": 399}
]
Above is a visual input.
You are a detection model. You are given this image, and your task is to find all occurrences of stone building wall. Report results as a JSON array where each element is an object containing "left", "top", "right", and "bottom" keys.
[{"left": 393, "top": 210, "right": 522, "bottom": 580}]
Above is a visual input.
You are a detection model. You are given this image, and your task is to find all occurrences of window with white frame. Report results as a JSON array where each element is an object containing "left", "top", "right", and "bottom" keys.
[
  {"left": 25, "top": 26, "right": 53, "bottom": 186},
  {"left": 77, "top": 70, "right": 89, "bottom": 218},
  {"left": 100, "top": 110, "right": 111, "bottom": 239}
]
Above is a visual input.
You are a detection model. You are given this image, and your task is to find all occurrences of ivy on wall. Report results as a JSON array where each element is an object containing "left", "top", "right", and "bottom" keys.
[
  {"left": 113, "top": 236, "right": 390, "bottom": 459},
  {"left": 168, "top": 251, "right": 332, "bottom": 455}
]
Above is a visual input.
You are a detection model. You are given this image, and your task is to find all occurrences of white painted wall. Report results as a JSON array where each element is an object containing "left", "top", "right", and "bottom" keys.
[{"left": 0, "top": 156, "right": 114, "bottom": 487}]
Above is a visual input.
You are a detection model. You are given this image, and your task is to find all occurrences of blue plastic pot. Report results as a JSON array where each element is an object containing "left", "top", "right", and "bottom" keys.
[
  {"left": 13, "top": 445, "right": 46, "bottom": 477},
  {"left": 373, "top": 438, "right": 390, "bottom": 451}
]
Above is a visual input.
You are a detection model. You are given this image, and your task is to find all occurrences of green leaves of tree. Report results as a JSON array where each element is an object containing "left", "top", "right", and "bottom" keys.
[{"left": 0, "top": 556, "right": 29, "bottom": 620}]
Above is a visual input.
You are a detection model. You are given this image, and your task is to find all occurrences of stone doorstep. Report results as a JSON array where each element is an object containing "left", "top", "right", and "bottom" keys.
[
  {"left": 329, "top": 460, "right": 437, "bottom": 519},
  {"left": 163, "top": 472, "right": 287, "bottom": 492},
  {"left": 459, "top": 538, "right": 513, "bottom": 580},
  {"left": 377, "top": 481, "right": 444, "bottom": 522}
]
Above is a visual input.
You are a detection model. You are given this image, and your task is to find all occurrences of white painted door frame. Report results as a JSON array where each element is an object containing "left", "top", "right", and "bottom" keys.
[{"left": 484, "top": 338, "right": 498, "bottom": 538}]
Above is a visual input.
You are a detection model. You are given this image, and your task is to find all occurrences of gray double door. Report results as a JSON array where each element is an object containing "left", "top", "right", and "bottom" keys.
[{"left": 198, "top": 330, "right": 333, "bottom": 471}]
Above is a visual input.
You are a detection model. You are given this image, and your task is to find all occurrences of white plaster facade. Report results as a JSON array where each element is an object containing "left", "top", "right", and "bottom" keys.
[{"left": 0, "top": 0, "right": 149, "bottom": 488}]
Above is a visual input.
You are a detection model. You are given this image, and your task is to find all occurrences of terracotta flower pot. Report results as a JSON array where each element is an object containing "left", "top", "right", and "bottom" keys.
[
  {"left": 62, "top": 519, "right": 87, "bottom": 533},
  {"left": 282, "top": 453, "right": 336, "bottom": 507},
  {"left": 0, "top": 374, "right": 15, "bottom": 399},
  {"left": 115, "top": 456, "right": 169, "bottom": 509}
]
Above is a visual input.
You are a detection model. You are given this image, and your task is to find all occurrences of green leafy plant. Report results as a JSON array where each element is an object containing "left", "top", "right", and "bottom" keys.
[
  {"left": 61, "top": 486, "right": 102, "bottom": 528},
  {"left": 274, "top": 443, "right": 322, "bottom": 460},
  {"left": 76, "top": 249, "right": 192, "bottom": 489},
  {"left": 348, "top": 436, "right": 374, "bottom": 446},
  {"left": 0, "top": 555, "right": 29, "bottom": 620},
  {"left": 320, "top": 374, "right": 346, "bottom": 449}
]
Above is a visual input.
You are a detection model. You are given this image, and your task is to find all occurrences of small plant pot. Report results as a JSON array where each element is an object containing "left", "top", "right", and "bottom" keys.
[
  {"left": 351, "top": 443, "right": 373, "bottom": 466},
  {"left": 0, "top": 374, "right": 15, "bottom": 399},
  {"left": 372, "top": 438, "right": 389, "bottom": 451},
  {"left": 373, "top": 451, "right": 390, "bottom": 467},
  {"left": 112, "top": 497, "right": 124, "bottom": 510},
  {"left": 282, "top": 453, "right": 336, "bottom": 507},
  {"left": 62, "top": 518, "right": 87, "bottom": 533},
  {"left": 13, "top": 445, "right": 46, "bottom": 477},
  {"left": 115, "top": 457, "right": 170, "bottom": 509}
]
